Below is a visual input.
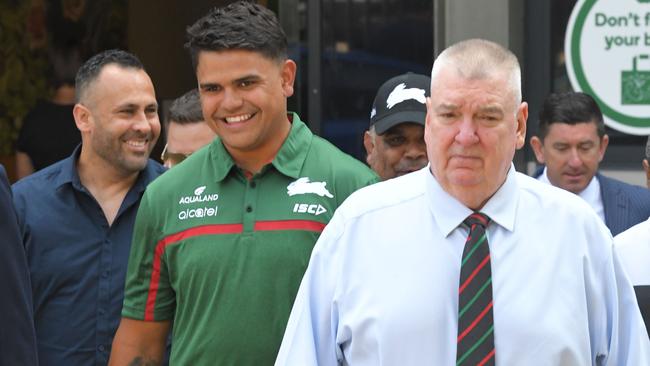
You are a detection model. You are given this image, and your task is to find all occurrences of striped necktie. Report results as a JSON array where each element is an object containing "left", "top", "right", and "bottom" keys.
[{"left": 456, "top": 212, "right": 495, "bottom": 366}]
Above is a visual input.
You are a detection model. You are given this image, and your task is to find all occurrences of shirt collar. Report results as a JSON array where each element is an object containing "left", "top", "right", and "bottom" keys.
[
  {"left": 53, "top": 144, "right": 163, "bottom": 193},
  {"left": 53, "top": 144, "right": 82, "bottom": 190},
  {"left": 210, "top": 112, "right": 312, "bottom": 182},
  {"left": 426, "top": 163, "right": 519, "bottom": 237}
]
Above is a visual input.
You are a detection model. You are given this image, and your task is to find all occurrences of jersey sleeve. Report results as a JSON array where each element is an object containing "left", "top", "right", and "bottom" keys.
[{"left": 122, "top": 189, "right": 176, "bottom": 321}]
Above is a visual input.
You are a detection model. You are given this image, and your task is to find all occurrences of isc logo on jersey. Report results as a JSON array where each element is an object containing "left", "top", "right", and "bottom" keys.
[
  {"left": 293, "top": 203, "right": 327, "bottom": 216},
  {"left": 287, "top": 177, "right": 332, "bottom": 216}
]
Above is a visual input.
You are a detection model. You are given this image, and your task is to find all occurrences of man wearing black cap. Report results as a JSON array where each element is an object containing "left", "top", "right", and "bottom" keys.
[{"left": 363, "top": 72, "right": 430, "bottom": 180}]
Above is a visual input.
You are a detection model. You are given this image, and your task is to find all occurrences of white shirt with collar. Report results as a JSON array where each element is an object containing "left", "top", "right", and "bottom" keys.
[
  {"left": 538, "top": 167, "right": 605, "bottom": 222},
  {"left": 275, "top": 165, "right": 650, "bottom": 366}
]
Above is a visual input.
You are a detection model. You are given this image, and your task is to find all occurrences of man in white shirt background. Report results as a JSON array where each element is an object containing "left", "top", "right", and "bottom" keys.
[
  {"left": 530, "top": 91, "right": 650, "bottom": 236},
  {"left": 275, "top": 38, "right": 650, "bottom": 366}
]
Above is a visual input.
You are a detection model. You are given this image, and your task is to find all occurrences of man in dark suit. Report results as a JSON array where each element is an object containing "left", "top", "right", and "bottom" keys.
[
  {"left": 0, "top": 165, "right": 38, "bottom": 365},
  {"left": 530, "top": 91, "right": 650, "bottom": 236}
]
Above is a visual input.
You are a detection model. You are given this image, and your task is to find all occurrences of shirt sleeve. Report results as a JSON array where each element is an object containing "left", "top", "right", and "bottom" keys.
[
  {"left": 275, "top": 212, "right": 347, "bottom": 366},
  {"left": 586, "top": 220, "right": 650, "bottom": 365},
  {"left": 121, "top": 189, "right": 176, "bottom": 321}
]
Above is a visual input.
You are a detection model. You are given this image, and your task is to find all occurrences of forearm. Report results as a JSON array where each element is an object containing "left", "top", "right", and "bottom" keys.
[{"left": 109, "top": 318, "right": 170, "bottom": 366}]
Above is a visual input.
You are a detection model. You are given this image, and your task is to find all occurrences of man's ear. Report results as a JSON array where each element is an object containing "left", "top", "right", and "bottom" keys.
[
  {"left": 529, "top": 136, "right": 545, "bottom": 164},
  {"left": 515, "top": 102, "right": 528, "bottom": 149},
  {"left": 73, "top": 103, "right": 92, "bottom": 133},
  {"left": 280, "top": 59, "right": 297, "bottom": 98},
  {"left": 363, "top": 131, "right": 375, "bottom": 165},
  {"left": 643, "top": 158, "right": 650, "bottom": 189},
  {"left": 597, "top": 134, "right": 609, "bottom": 162}
]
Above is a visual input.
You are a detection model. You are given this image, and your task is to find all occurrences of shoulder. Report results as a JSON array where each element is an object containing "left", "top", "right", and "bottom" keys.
[
  {"left": 306, "top": 135, "right": 377, "bottom": 181},
  {"left": 516, "top": 171, "right": 600, "bottom": 216},
  {"left": 599, "top": 173, "right": 650, "bottom": 204},
  {"left": 333, "top": 168, "right": 425, "bottom": 220},
  {"left": 142, "top": 159, "right": 166, "bottom": 183},
  {"left": 615, "top": 217, "right": 650, "bottom": 247},
  {"left": 143, "top": 150, "right": 207, "bottom": 198},
  {"left": 12, "top": 159, "right": 67, "bottom": 196}
]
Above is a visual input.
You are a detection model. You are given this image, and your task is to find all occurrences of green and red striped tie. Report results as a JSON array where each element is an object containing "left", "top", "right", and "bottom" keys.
[{"left": 456, "top": 212, "right": 495, "bottom": 366}]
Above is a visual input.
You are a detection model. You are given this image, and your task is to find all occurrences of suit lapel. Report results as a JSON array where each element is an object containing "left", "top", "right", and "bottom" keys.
[{"left": 599, "top": 174, "right": 627, "bottom": 235}]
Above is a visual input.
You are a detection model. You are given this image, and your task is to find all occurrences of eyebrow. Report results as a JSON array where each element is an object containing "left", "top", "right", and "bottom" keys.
[
  {"left": 434, "top": 103, "right": 459, "bottom": 112},
  {"left": 233, "top": 74, "right": 261, "bottom": 84},
  {"left": 477, "top": 105, "right": 504, "bottom": 115},
  {"left": 198, "top": 82, "right": 218, "bottom": 90}
]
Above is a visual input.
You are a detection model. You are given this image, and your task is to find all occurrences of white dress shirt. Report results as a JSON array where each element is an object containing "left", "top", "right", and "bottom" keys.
[
  {"left": 615, "top": 217, "right": 650, "bottom": 285},
  {"left": 275, "top": 165, "right": 650, "bottom": 366},
  {"left": 615, "top": 217, "right": 650, "bottom": 339},
  {"left": 538, "top": 167, "right": 605, "bottom": 222}
]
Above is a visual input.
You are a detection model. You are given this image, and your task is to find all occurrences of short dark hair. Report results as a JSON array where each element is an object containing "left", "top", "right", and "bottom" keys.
[
  {"left": 185, "top": 1, "right": 287, "bottom": 69},
  {"left": 167, "top": 89, "right": 203, "bottom": 125},
  {"left": 537, "top": 91, "right": 606, "bottom": 140},
  {"left": 75, "top": 49, "right": 145, "bottom": 102}
]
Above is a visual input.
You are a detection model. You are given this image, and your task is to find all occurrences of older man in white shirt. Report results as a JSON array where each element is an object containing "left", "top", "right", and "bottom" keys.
[{"left": 275, "top": 38, "right": 650, "bottom": 366}]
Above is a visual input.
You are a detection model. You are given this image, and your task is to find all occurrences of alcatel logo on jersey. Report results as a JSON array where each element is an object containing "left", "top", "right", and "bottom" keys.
[
  {"left": 293, "top": 203, "right": 327, "bottom": 216},
  {"left": 178, "top": 205, "right": 218, "bottom": 220},
  {"left": 179, "top": 185, "right": 219, "bottom": 205},
  {"left": 287, "top": 177, "right": 333, "bottom": 198}
]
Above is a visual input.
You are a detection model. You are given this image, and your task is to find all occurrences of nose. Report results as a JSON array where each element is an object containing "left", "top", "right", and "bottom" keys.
[
  {"left": 454, "top": 117, "right": 479, "bottom": 146},
  {"left": 221, "top": 87, "right": 243, "bottom": 111},
  {"left": 133, "top": 111, "right": 154, "bottom": 134},
  {"left": 567, "top": 148, "right": 582, "bottom": 168},
  {"left": 403, "top": 141, "right": 427, "bottom": 160}
]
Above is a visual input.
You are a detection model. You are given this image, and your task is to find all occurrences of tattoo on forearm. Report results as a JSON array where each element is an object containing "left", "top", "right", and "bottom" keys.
[{"left": 128, "top": 356, "right": 161, "bottom": 366}]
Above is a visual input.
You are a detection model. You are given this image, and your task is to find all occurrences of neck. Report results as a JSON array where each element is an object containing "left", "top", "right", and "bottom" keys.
[
  {"left": 77, "top": 146, "right": 139, "bottom": 197},
  {"left": 228, "top": 118, "right": 292, "bottom": 175}
]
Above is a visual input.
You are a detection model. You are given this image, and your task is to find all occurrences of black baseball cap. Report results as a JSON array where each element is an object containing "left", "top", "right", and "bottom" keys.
[{"left": 369, "top": 72, "right": 431, "bottom": 134}]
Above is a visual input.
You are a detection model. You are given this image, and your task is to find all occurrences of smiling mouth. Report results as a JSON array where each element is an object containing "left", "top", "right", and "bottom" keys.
[{"left": 223, "top": 113, "right": 254, "bottom": 124}]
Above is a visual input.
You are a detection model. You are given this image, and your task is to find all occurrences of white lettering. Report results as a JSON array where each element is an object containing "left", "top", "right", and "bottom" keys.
[
  {"left": 292, "top": 203, "right": 327, "bottom": 216},
  {"left": 178, "top": 193, "right": 219, "bottom": 205},
  {"left": 178, "top": 205, "right": 219, "bottom": 220}
]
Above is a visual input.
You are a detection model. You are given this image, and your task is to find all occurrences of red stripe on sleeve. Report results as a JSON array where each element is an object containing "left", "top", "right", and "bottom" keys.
[{"left": 144, "top": 223, "right": 243, "bottom": 321}]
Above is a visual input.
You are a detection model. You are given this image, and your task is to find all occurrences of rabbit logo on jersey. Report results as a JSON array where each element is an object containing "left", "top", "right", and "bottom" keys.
[{"left": 177, "top": 185, "right": 219, "bottom": 220}]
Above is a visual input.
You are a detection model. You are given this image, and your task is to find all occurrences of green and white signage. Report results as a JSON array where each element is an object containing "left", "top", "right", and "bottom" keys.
[{"left": 566, "top": 0, "right": 650, "bottom": 135}]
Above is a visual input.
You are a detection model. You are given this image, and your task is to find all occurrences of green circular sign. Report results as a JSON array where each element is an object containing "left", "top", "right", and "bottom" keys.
[{"left": 566, "top": 0, "right": 650, "bottom": 135}]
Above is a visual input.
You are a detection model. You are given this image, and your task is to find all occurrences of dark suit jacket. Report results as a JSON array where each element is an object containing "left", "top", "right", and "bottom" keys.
[
  {"left": 0, "top": 165, "right": 38, "bottom": 365},
  {"left": 598, "top": 173, "right": 650, "bottom": 236},
  {"left": 533, "top": 167, "right": 650, "bottom": 236}
]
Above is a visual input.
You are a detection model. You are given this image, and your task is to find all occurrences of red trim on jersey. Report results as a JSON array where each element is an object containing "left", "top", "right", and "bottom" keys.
[
  {"left": 143, "top": 219, "right": 325, "bottom": 320},
  {"left": 144, "top": 223, "right": 243, "bottom": 320},
  {"left": 254, "top": 219, "right": 326, "bottom": 232}
]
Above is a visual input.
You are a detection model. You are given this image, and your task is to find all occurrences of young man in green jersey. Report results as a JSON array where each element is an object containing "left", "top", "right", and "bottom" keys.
[{"left": 109, "top": 2, "right": 377, "bottom": 365}]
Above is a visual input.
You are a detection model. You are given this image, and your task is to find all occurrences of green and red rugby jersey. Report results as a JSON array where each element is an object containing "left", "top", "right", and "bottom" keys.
[{"left": 122, "top": 114, "right": 377, "bottom": 365}]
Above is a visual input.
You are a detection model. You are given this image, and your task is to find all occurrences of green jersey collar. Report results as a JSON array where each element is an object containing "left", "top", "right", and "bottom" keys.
[{"left": 210, "top": 112, "right": 312, "bottom": 182}]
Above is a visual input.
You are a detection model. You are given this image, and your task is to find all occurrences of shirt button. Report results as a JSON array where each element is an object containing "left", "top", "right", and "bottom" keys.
[
  {"left": 246, "top": 205, "right": 253, "bottom": 213},
  {"left": 98, "top": 344, "right": 105, "bottom": 352},
  {"left": 250, "top": 181, "right": 257, "bottom": 188},
  {"left": 102, "top": 271, "right": 109, "bottom": 278}
]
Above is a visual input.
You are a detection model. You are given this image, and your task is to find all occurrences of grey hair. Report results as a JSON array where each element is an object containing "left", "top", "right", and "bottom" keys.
[{"left": 431, "top": 38, "right": 522, "bottom": 106}]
